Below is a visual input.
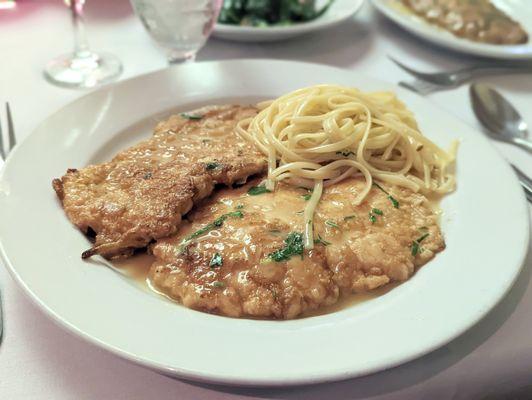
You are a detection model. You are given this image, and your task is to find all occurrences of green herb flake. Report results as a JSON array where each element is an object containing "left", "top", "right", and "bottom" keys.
[
  {"left": 369, "top": 213, "right": 377, "bottom": 224},
  {"left": 417, "top": 233, "right": 430, "bottom": 243},
  {"left": 184, "top": 210, "right": 244, "bottom": 242},
  {"left": 314, "top": 234, "right": 331, "bottom": 246},
  {"left": 180, "top": 113, "right": 203, "bottom": 120},
  {"left": 411, "top": 241, "right": 420, "bottom": 256},
  {"left": 411, "top": 233, "right": 430, "bottom": 256},
  {"left": 209, "top": 252, "right": 223, "bottom": 268},
  {"left": 373, "top": 182, "right": 387, "bottom": 194},
  {"left": 372, "top": 208, "right": 384, "bottom": 216},
  {"left": 373, "top": 182, "right": 400, "bottom": 208},
  {"left": 302, "top": 194, "right": 312, "bottom": 201},
  {"left": 344, "top": 215, "right": 356, "bottom": 221},
  {"left": 389, "top": 195, "right": 400, "bottom": 209},
  {"left": 212, "top": 281, "right": 225, "bottom": 288},
  {"left": 205, "top": 162, "right": 220, "bottom": 170},
  {"left": 267, "top": 232, "right": 304, "bottom": 263},
  {"left": 325, "top": 220, "right": 340, "bottom": 229},
  {"left": 235, "top": 204, "right": 244, "bottom": 210},
  {"left": 248, "top": 185, "right": 271, "bottom": 196}
]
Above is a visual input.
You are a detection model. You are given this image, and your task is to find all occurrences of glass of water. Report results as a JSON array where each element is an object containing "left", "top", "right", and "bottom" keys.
[{"left": 130, "top": 0, "right": 222, "bottom": 64}]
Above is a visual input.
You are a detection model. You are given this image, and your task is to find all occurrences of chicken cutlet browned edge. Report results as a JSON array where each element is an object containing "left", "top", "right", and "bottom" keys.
[{"left": 53, "top": 105, "right": 266, "bottom": 259}]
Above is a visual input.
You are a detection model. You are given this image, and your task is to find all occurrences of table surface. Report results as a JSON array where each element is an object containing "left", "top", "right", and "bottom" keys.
[{"left": 1, "top": 1, "right": 531, "bottom": 399}]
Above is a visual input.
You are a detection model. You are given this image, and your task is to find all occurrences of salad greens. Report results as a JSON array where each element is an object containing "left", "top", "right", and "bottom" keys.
[{"left": 218, "top": 0, "right": 334, "bottom": 27}]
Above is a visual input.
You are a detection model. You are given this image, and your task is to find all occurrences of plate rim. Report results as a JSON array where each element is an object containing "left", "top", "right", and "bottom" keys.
[
  {"left": 0, "top": 59, "right": 529, "bottom": 386},
  {"left": 371, "top": 0, "right": 532, "bottom": 60}
]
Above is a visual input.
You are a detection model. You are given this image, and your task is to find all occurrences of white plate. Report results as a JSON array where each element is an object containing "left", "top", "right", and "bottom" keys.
[
  {"left": 0, "top": 60, "right": 528, "bottom": 386},
  {"left": 372, "top": 0, "right": 532, "bottom": 59},
  {"left": 213, "top": 0, "right": 364, "bottom": 42}
]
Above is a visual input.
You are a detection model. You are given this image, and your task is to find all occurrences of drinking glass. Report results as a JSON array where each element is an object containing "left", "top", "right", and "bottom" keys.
[
  {"left": 44, "top": 0, "right": 123, "bottom": 89},
  {"left": 130, "top": 0, "right": 222, "bottom": 64}
]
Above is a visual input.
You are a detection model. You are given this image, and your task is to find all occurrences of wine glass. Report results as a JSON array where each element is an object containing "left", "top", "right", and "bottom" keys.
[
  {"left": 130, "top": 0, "right": 222, "bottom": 64},
  {"left": 44, "top": 0, "right": 123, "bottom": 89}
]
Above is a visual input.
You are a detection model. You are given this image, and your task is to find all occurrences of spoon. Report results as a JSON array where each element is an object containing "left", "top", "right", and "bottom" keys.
[
  {"left": 470, "top": 83, "right": 532, "bottom": 154},
  {"left": 470, "top": 83, "right": 532, "bottom": 202}
]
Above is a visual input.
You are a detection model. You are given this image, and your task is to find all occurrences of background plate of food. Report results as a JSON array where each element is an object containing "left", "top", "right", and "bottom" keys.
[
  {"left": 372, "top": 0, "right": 532, "bottom": 59},
  {"left": 213, "top": 0, "right": 365, "bottom": 42},
  {"left": 0, "top": 59, "right": 528, "bottom": 386}
]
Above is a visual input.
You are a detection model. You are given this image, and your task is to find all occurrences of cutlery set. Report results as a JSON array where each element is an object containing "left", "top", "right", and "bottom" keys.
[{"left": 391, "top": 57, "right": 532, "bottom": 202}]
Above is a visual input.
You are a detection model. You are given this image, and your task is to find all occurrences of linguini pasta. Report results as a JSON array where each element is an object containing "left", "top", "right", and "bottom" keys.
[{"left": 236, "top": 85, "right": 457, "bottom": 249}]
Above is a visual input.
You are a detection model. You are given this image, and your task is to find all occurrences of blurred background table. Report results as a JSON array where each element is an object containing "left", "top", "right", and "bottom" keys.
[{"left": 0, "top": 1, "right": 531, "bottom": 398}]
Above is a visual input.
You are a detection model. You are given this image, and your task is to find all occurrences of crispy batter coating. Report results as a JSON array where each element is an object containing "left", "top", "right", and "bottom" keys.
[
  {"left": 53, "top": 105, "right": 266, "bottom": 259},
  {"left": 150, "top": 178, "right": 445, "bottom": 319}
]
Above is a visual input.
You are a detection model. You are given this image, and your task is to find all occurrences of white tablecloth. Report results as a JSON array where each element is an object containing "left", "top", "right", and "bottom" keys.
[{"left": 1, "top": 1, "right": 531, "bottom": 398}]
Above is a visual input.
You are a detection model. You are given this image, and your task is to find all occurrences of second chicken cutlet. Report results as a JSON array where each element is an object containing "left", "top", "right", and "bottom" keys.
[
  {"left": 53, "top": 105, "right": 265, "bottom": 259},
  {"left": 150, "top": 178, "right": 445, "bottom": 319}
]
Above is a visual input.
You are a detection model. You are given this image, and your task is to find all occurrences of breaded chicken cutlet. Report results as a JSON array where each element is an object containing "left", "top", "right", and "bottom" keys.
[
  {"left": 150, "top": 178, "right": 445, "bottom": 319},
  {"left": 53, "top": 105, "right": 266, "bottom": 259}
]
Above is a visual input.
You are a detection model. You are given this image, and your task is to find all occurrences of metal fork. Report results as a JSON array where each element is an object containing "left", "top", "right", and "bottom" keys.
[
  {"left": 0, "top": 103, "right": 16, "bottom": 161},
  {"left": 389, "top": 56, "right": 532, "bottom": 95},
  {"left": 0, "top": 102, "right": 15, "bottom": 346}
]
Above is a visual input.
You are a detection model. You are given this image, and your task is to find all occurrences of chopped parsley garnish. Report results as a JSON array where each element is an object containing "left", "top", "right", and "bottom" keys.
[
  {"left": 209, "top": 252, "right": 223, "bottom": 268},
  {"left": 267, "top": 232, "right": 304, "bottom": 262},
  {"left": 344, "top": 215, "right": 356, "bottom": 221},
  {"left": 235, "top": 204, "right": 244, "bottom": 210},
  {"left": 373, "top": 182, "right": 400, "bottom": 209},
  {"left": 368, "top": 208, "right": 383, "bottom": 224},
  {"left": 325, "top": 220, "right": 340, "bottom": 229},
  {"left": 180, "top": 113, "right": 203, "bottom": 120},
  {"left": 336, "top": 150, "right": 355, "bottom": 157},
  {"left": 183, "top": 210, "right": 244, "bottom": 243},
  {"left": 205, "top": 162, "right": 220, "bottom": 170},
  {"left": 248, "top": 185, "right": 271, "bottom": 196},
  {"left": 212, "top": 281, "right": 225, "bottom": 288},
  {"left": 417, "top": 233, "right": 430, "bottom": 243},
  {"left": 411, "top": 233, "right": 430, "bottom": 256},
  {"left": 300, "top": 188, "right": 313, "bottom": 201},
  {"left": 314, "top": 234, "right": 331, "bottom": 246},
  {"left": 143, "top": 172, "right": 152, "bottom": 180}
]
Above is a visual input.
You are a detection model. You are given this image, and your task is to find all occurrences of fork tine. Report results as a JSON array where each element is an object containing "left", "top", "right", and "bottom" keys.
[
  {"left": 399, "top": 80, "right": 442, "bottom": 96},
  {"left": 0, "top": 111, "right": 5, "bottom": 160},
  {"left": 6, "top": 102, "right": 15, "bottom": 150},
  {"left": 388, "top": 55, "right": 427, "bottom": 78}
]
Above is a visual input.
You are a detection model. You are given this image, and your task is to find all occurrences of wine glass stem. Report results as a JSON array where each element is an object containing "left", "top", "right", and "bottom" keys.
[{"left": 70, "top": 0, "right": 91, "bottom": 58}]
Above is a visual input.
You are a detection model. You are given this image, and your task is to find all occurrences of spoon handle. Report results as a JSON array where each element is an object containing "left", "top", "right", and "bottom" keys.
[
  {"left": 512, "top": 137, "right": 532, "bottom": 154},
  {"left": 512, "top": 165, "right": 532, "bottom": 203}
]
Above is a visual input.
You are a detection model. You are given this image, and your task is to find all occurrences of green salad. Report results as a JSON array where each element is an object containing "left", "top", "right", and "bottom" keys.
[{"left": 218, "top": 0, "right": 334, "bottom": 27}]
